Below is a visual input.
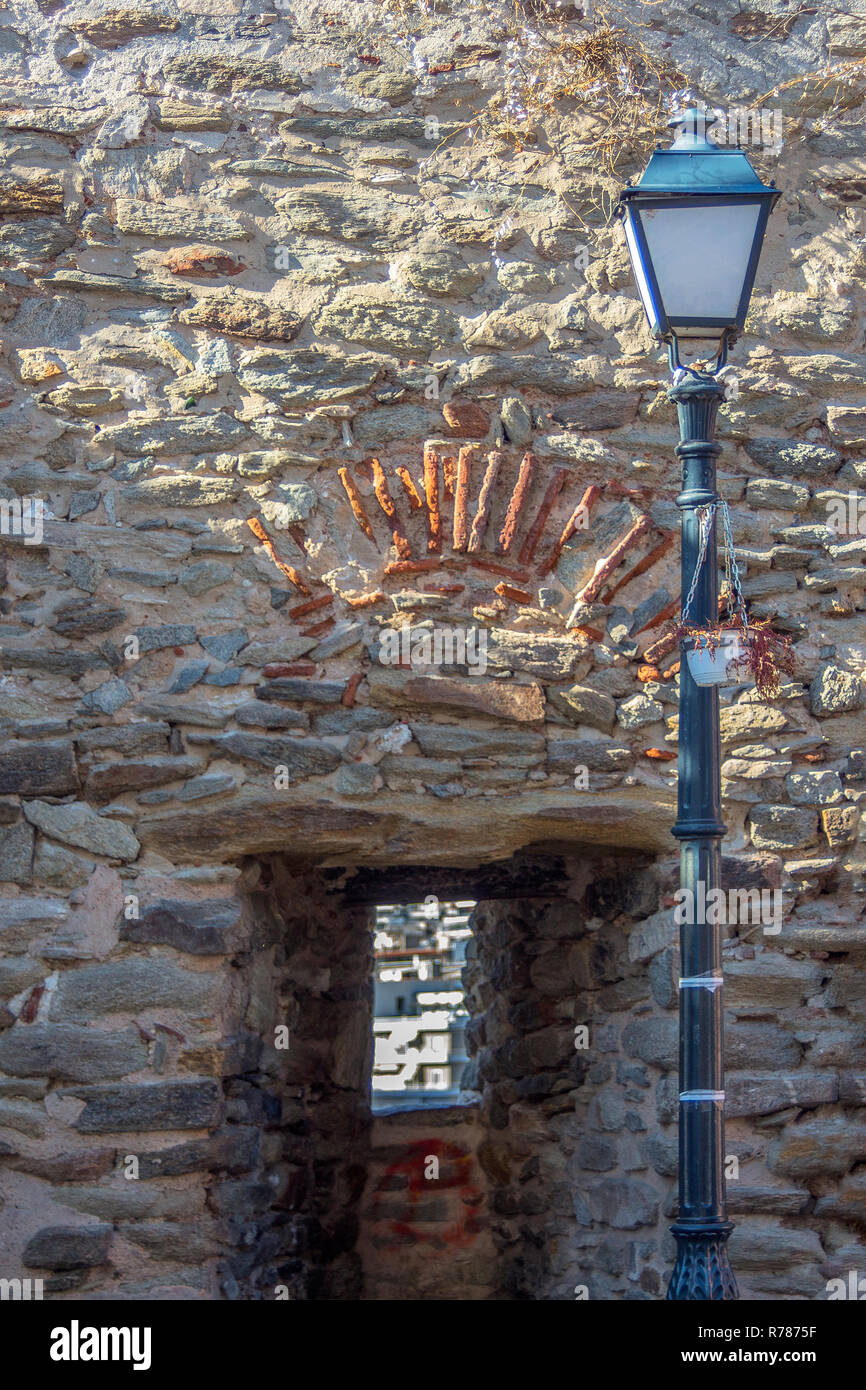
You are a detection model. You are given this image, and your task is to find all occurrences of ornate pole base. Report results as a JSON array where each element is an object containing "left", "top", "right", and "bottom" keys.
[{"left": 666, "top": 1223, "right": 739, "bottom": 1301}]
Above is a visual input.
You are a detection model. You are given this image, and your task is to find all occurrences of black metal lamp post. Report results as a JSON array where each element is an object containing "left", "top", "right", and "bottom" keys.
[{"left": 617, "top": 109, "right": 780, "bottom": 1299}]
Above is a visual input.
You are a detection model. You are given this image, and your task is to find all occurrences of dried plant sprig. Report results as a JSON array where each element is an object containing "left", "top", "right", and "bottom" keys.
[{"left": 375, "top": 0, "right": 866, "bottom": 194}]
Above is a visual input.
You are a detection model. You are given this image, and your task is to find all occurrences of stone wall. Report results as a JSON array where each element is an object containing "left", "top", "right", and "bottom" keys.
[
  {"left": 466, "top": 868, "right": 866, "bottom": 1302},
  {"left": 466, "top": 870, "right": 669, "bottom": 1302},
  {"left": 206, "top": 861, "right": 373, "bottom": 1302},
  {"left": 0, "top": 0, "right": 865, "bottom": 1298}
]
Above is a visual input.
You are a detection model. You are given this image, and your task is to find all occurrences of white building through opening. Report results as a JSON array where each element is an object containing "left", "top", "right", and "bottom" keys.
[{"left": 372, "top": 899, "right": 474, "bottom": 1110}]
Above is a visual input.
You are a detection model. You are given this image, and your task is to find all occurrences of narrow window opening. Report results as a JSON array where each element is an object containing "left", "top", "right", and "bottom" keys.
[{"left": 372, "top": 899, "right": 474, "bottom": 1111}]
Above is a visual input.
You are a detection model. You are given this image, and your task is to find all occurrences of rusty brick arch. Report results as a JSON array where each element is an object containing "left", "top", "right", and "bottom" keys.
[{"left": 245, "top": 438, "right": 678, "bottom": 666}]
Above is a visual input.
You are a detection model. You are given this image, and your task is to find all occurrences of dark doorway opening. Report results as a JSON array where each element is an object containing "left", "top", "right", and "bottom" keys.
[{"left": 253, "top": 846, "right": 661, "bottom": 1301}]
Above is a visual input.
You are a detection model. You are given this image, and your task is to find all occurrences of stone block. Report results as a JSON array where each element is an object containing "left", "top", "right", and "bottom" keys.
[
  {"left": 335, "top": 763, "right": 378, "bottom": 797},
  {"left": 768, "top": 1115, "right": 866, "bottom": 1181},
  {"left": 0, "top": 895, "right": 69, "bottom": 948},
  {"left": 134, "top": 1127, "right": 259, "bottom": 1179},
  {"left": 726, "top": 1071, "right": 836, "bottom": 1118},
  {"left": 729, "top": 1220, "right": 824, "bottom": 1269},
  {"left": 119, "top": 898, "right": 242, "bottom": 954},
  {"left": 744, "top": 438, "right": 840, "bottom": 480},
  {"left": 33, "top": 841, "right": 93, "bottom": 890},
  {"left": 617, "top": 693, "right": 663, "bottom": 729},
  {"left": 179, "top": 290, "right": 301, "bottom": 341},
  {"left": 125, "top": 1220, "right": 223, "bottom": 1260},
  {"left": 621, "top": 1015, "right": 677, "bottom": 1070},
  {"left": 368, "top": 668, "right": 544, "bottom": 724},
  {"left": 254, "top": 678, "right": 345, "bottom": 704},
  {"left": 134, "top": 624, "right": 197, "bottom": 654},
  {"left": 23, "top": 801, "right": 139, "bottom": 861},
  {"left": 627, "top": 909, "right": 676, "bottom": 964},
  {"left": 725, "top": 953, "right": 821, "bottom": 1011},
  {"left": 211, "top": 733, "right": 341, "bottom": 781},
  {"left": 71, "top": 1081, "right": 222, "bottom": 1133},
  {"left": 0, "top": 741, "right": 78, "bottom": 796},
  {"left": 749, "top": 804, "right": 819, "bottom": 851},
  {"left": 312, "top": 290, "right": 458, "bottom": 356},
  {"left": 745, "top": 478, "right": 810, "bottom": 510},
  {"left": 785, "top": 771, "right": 843, "bottom": 805},
  {"left": 6, "top": 1148, "right": 114, "bottom": 1183},
  {"left": 549, "top": 684, "right": 616, "bottom": 733},
  {"left": 718, "top": 704, "right": 789, "bottom": 744},
  {"left": 198, "top": 630, "right": 248, "bottom": 662},
  {"left": 76, "top": 723, "right": 170, "bottom": 757},
  {"left": 724, "top": 1022, "right": 801, "bottom": 1070},
  {"left": 814, "top": 1173, "right": 866, "bottom": 1223},
  {"left": 487, "top": 631, "right": 582, "bottom": 680},
  {"left": 582, "top": 1177, "right": 660, "bottom": 1230},
  {"left": 236, "top": 347, "right": 382, "bottom": 407},
  {"left": 821, "top": 805, "right": 859, "bottom": 847},
  {"left": 0, "top": 1024, "right": 147, "bottom": 1083},
  {"left": 809, "top": 664, "right": 862, "bottom": 716},
  {"left": 0, "top": 821, "right": 34, "bottom": 883},
  {"left": 53, "top": 958, "right": 221, "bottom": 1020},
  {"left": 79, "top": 679, "right": 132, "bottom": 715},
  {"left": 546, "top": 737, "right": 631, "bottom": 774},
  {"left": 23, "top": 1225, "right": 112, "bottom": 1271}
]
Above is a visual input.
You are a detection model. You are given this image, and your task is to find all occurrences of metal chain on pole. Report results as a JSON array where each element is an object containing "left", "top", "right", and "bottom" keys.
[
  {"left": 719, "top": 496, "right": 748, "bottom": 627},
  {"left": 680, "top": 504, "right": 714, "bottom": 624},
  {"left": 681, "top": 497, "right": 748, "bottom": 628}
]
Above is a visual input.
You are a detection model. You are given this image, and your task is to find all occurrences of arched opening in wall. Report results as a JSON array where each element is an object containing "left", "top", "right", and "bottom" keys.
[{"left": 372, "top": 898, "right": 475, "bottom": 1110}]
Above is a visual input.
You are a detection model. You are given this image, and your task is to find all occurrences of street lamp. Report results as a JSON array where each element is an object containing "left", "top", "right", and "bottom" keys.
[{"left": 618, "top": 109, "right": 780, "bottom": 1300}]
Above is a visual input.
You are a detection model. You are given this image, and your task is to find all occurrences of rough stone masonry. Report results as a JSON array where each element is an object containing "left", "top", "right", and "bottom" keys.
[{"left": 0, "top": 0, "right": 865, "bottom": 1300}]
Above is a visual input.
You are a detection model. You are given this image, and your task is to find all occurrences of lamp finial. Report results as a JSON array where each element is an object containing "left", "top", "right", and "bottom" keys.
[{"left": 668, "top": 106, "right": 718, "bottom": 152}]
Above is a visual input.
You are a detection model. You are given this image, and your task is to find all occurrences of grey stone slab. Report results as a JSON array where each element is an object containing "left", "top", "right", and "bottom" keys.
[
  {"left": 0, "top": 741, "right": 78, "bottom": 796},
  {"left": 23, "top": 800, "right": 139, "bottom": 861},
  {"left": 0, "top": 1024, "right": 147, "bottom": 1083},
  {"left": 199, "top": 630, "right": 248, "bottom": 662},
  {"left": 119, "top": 898, "right": 242, "bottom": 955},
  {"left": 71, "top": 1081, "right": 222, "bottom": 1133},
  {"left": 0, "top": 820, "right": 34, "bottom": 883},
  {"left": 254, "top": 678, "right": 345, "bottom": 704},
  {"left": 23, "top": 1225, "right": 112, "bottom": 1271},
  {"left": 213, "top": 733, "right": 341, "bottom": 781},
  {"left": 53, "top": 958, "right": 220, "bottom": 1021},
  {"left": 135, "top": 624, "right": 197, "bottom": 654},
  {"left": 79, "top": 679, "right": 132, "bottom": 715},
  {"left": 169, "top": 661, "right": 209, "bottom": 694}
]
